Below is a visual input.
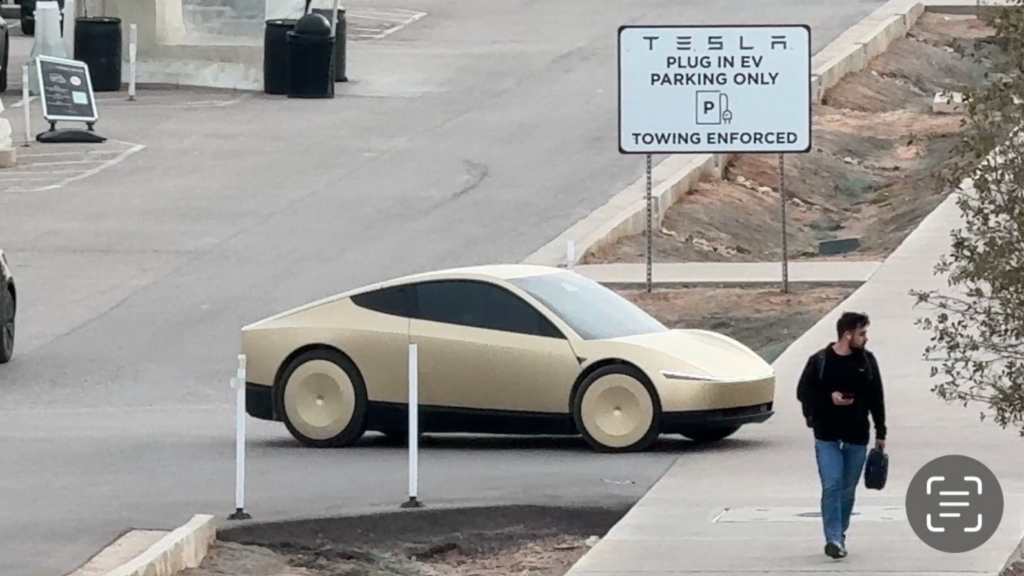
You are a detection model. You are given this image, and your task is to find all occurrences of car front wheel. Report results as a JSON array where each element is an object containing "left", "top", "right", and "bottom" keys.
[
  {"left": 573, "top": 364, "right": 661, "bottom": 453},
  {"left": 277, "top": 348, "right": 368, "bottom": 448}
]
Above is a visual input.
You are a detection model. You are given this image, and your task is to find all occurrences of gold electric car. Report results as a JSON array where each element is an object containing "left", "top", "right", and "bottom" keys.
[{"left": 240, "top": 264, "right": 775, "bottom": 452}]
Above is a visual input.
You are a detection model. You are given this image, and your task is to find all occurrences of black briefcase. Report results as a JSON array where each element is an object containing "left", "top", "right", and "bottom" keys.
[{"left": 864, "top": 447, "right": 888, "bottom": 490}]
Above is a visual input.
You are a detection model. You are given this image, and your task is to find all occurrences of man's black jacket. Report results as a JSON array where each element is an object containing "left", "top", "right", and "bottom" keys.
[{"left": 796, "top": 343, "right": 887, "bottom": 445}]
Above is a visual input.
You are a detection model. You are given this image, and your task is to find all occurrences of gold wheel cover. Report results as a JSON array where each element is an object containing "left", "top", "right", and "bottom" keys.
[
  {"left": 283, "top": 359, "right": 356, "bottom": 441},
  {"left": 580, "top": 373, "right": 654, "bottom": 449}
]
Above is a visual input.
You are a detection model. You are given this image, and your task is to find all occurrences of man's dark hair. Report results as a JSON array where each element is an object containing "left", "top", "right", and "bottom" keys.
[{"left": 836, "top": 311, "right": 870, "bottom": 338}]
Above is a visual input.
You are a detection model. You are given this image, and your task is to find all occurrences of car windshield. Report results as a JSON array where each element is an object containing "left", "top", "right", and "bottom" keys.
[{"left": 508, "top": 272, "right": 668, "bottom": 340}]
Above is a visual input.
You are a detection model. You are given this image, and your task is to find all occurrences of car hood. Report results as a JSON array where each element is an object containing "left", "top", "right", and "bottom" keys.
[{"left": 603, "top": 329, "right": 772, "bottom": 380}]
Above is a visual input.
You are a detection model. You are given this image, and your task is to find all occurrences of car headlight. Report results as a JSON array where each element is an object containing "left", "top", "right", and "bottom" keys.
[
  {"left": 660, "top": 370, "right": 724, "bottom": 382},
  {"left": 660, "top": 369, "right": 774, "bottom": 383}
]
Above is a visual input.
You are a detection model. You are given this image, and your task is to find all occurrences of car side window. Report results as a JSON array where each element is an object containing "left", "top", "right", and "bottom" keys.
[
  {"left": 350, "top": 285, "right": 412, "bottom": 317},
  {"left": 412, "top": 280, "right": 563, "bottom": 338}
]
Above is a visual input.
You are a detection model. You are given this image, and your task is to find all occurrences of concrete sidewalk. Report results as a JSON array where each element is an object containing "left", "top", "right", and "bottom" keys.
[
  {"left": 566, "top": 191, "right": 1024, "bottom": 574},
  {"left": 574, "top": 261, "right": 881, "bottom": 287}
]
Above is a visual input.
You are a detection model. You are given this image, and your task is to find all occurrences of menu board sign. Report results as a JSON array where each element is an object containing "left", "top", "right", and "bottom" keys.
[{"left": 35, "top": 55, "right": 100, "bottom": 123}]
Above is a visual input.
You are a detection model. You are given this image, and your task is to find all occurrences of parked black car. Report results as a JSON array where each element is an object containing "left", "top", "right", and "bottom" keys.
[
  {"left": 0, "top": 248, "right": 15, "bottom": 364},
  {"left": 0, "top": 13, "right": 8, "bottom": 93},
  {"left": 19, "top": 0, "right": 64, "bottom": 36}
]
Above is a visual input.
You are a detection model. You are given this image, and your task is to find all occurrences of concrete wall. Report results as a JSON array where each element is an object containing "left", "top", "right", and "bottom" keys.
[{"left": 80, "top": 0, "right": 265, "bottom": 90}]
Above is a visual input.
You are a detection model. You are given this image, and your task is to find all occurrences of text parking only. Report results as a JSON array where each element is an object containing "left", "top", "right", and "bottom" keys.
[{"left": 618, "top": 25, "right": 811, "bottom": 154}]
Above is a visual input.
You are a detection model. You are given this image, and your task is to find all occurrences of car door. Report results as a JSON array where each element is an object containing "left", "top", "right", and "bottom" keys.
[{"left": 407, "top": 279, "right": 582, "bottom": 415}]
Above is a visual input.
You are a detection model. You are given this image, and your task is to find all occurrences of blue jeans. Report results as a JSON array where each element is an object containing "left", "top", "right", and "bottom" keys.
[{"left": 814, "top": 439, "right": 868, "bottom": 545}]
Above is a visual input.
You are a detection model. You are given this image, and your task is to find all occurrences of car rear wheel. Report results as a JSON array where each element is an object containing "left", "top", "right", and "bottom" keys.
[
  {"left": 573, "top": 364, "right": 661, "bottom": 453},
  {"left": 680, "top": 425, "right": 741, "bottom": 444},
  {"left": 0, "top": 287, "right": 14, "bottom": 364},
  {"left": 278, "top": 348, "right": 367, "bottom": 448}
]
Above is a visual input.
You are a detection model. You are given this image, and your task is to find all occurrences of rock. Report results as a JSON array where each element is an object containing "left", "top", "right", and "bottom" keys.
[
  {"left": 692, "top": 238, "right": 715, "bottom": 252},
  {"left": 810, "top": 217, "right": 842, "bottom": 232},
  {"left": 0, "top": 146, "right": 15, "bottom": 169},
  {"left": 584, "top": 536, "right": 601, "bottom": 548},
  {"left": 933, "top": 90, "right": 965, "bottom": 114},
  {"left": 842, "top": 156, "right": 856, "bottom": 165},
  {"left": 819, "top": 237, "right": 861, "bottom": 256},
  {"left": 736, "top": 175, "right": 748, "bottom": 185},
  {"left": 758, "top": 186, "right": 772, "bottom": 194},
  {"left": 0, "top": 118, "right": 16, "bottom": 168}
]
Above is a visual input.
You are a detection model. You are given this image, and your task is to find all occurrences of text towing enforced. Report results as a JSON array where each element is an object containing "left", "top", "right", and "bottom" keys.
[{"left": 629, "top": 131, "right": 800, "bottom": 147}]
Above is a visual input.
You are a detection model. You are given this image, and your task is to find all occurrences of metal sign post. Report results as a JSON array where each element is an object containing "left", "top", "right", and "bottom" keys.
[
  {"left": 645, "top": 154, "right": 653, "bottom": 292},
  {"left": 779, "top": 153, "right": 789, "bottom": 293}
]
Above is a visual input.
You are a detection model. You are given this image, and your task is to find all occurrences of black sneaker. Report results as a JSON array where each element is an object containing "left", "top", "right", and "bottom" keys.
[{"left": 825, "top": 542, "right": 845, "bottom": 559}]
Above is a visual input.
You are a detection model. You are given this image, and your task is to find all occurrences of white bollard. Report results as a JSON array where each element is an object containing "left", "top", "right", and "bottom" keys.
[
  {"left": 401, "top": 343, "right": 423, "bottom": 508},
  {"left": 128, "top": 24, "right": 138, "bottom": 101},
  {"left": 27, "top": 1, "right": 67, "bottom": 95},
  {"left": 566, "top": 240, "right": 575, "bottom": 270},
  {"left": 330, "top": 0, "right": 341, "bottom": 37},
  {"left": 62, "top": 0, "right": 76, "bottom": 59},
  {"left": 21, "top": 66, "right": 30, "bottom": 147},
  {"left": 228, "top": 354, "right": 252, "bottom": 520}
]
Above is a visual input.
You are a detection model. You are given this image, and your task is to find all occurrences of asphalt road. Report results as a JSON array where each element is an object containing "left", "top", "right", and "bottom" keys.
[{"left": 0, "top": 1, "right": 886, "bottom": 574}]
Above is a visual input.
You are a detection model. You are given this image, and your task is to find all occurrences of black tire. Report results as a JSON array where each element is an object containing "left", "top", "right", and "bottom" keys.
[
  {"left": 572, "top": 364, "right": 661, "bottom": 453},
  {"left": 0, "top": 287, "right": 15, "bottom": 364},
  {"left": 276, "top": 347, "right": 368, "bottom": 448},
  {"left": 680, "top": 425, "right": 741, "bottom": 444}
]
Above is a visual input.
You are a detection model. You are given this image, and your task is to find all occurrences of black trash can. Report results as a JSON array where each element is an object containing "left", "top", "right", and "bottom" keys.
[
  {"left": 286, "top": 13, "right": 335, "bottom": 99},
  {"left": 312, "top": 7, "right": 347, "bottom": 82},
  {"left": 263, "top": 18, "right": 296, "bottom": 95},
  {"left": 74, "top": 16, "right": 122, "bottom": 92}
]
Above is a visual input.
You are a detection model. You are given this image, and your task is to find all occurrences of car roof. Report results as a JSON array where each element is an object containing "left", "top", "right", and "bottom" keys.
[{"left": 243, "top": 263, "right": 568, "bottom": 329}]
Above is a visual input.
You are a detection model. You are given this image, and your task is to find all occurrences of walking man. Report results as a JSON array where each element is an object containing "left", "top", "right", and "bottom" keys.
[{"left": 797, "top": 311, "right": 887, "bottom": 559}]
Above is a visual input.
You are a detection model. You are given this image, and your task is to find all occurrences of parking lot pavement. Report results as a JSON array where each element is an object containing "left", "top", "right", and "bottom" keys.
[
  {"left": 0, "top": 1, "right": 896, "bottom": 575},
  {"left": 0, "top": 141, "right": 146, "bottom": 193}
]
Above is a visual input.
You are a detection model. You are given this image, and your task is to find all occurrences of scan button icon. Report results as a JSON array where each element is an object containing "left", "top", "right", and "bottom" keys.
[{"left": 906, "top": 455, "right": 1003, "bottom": 553}]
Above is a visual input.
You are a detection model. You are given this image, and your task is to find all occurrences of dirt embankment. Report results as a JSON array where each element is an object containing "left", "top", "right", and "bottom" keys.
[
  {"left": 585, "top": 13, "right": 1000, "bottom": 265},
  {"left": 619, "top": 286, "right": 855, "bottom": 362}
]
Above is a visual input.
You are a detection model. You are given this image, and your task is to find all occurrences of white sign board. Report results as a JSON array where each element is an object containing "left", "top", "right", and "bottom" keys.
[{"left": 618, "top": 24, "right": 812, "bottom": 154}]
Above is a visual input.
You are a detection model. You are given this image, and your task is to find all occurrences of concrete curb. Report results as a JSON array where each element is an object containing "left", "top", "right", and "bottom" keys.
[
  {"left": 572, "top": 260, "right": 881, "bottom": 288},
  {"left": 105, "top": 514, "right": 217, "bottom": 576},
  {"left": 522, "top": 0, "right": 996, "bottom": 269}
]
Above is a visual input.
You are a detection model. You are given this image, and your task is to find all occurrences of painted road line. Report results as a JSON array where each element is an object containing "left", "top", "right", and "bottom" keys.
[
  {"left": 16, "top": 149, "right": 126, "bottom": 159},
  {"left": 0, "top": 141, "right": 146, "bottom": 193}
]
